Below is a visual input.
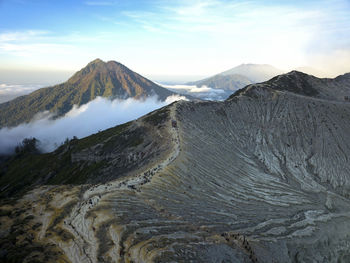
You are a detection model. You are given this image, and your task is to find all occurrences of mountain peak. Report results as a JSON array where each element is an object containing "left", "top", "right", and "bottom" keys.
[
  {"left": 286, "top": 70, "right": 309, "bottom": 76},
  {"left": 269, "top": 70, "right": 311, "bottom": 82},
  {"left": 85, "top": 58, "right": 123, "bottom": 69},
  {"left": 88, "top": 58, "right": 105, "bottom": 65},
  {"left": 68, "top": 59, "right": 127, "bottom": 84},
  {"left": 64, "top": 59, "right": 176, "bottom": 101},
  {"left": 0, "top": 59, "right": 176, "bottom": 128}
]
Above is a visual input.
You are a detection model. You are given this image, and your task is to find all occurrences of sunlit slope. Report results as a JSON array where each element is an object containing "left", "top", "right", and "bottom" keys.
[{"left": 0, "top": 59, "right": 175, "bottom": 128}]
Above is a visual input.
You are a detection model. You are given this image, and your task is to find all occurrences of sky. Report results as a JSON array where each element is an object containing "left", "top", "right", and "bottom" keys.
[{"left": 0, "top": 0, "right": 350, "bottom": 82}]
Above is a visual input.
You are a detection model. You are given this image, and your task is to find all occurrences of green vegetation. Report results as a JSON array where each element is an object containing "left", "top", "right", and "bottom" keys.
[
  {"left": 15, "top": 137, "right": 40, "bottom": 155},
  {"left": 0, "top": 59, "right": 174, "bottom": 128},
  {"left": 0, "top": 120, "right": 135, "bottom": 198}
]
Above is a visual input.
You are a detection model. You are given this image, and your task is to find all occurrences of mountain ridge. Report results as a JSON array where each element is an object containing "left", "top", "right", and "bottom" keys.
[
  {"left": 0, "top": 59, "right": 176, "bottom": 128},
  {"left": 229, "top": 70, "right": 350, "bottom": 102},
  {"left": 1, "top": 71, "right": 350, "bottom": 262}
]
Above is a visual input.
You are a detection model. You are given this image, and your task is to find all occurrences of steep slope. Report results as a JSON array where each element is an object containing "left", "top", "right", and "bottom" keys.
[
  {"left": 1, "top": 72, "right": 350, "bottom": 262},
  {"left": 0, "top": 59, "right": 176, "bottom": 128}
]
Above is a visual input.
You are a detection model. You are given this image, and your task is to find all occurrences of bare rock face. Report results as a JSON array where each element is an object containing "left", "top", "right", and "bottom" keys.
[{"left": 1, "top": 71, "right": 350, "bottom": 262}]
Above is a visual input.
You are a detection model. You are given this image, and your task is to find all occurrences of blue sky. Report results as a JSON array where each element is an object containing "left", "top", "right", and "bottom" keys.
[{"left": 0, "top": 0, "right": 350, "bottom": 79}]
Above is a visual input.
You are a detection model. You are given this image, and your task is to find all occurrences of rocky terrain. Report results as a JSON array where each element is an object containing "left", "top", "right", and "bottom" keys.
[{"left": 1, "top": 71, "right": 350, "bottom": 262}]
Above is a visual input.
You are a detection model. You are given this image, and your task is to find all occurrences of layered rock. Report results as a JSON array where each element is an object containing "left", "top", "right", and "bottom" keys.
[{"left": 1, "top": 71, "right": 350, "bottom": 262}]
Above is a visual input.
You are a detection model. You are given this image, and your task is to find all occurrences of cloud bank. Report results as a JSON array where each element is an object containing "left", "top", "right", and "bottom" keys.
[
  {"left": 160, "top": 83, "right": 228, "bottom": 101},
  {"left": 0, "top": 95, "right": 186, "bottom": 154},
  {"left": 0, "top": 83, "right": 42, "bottom": 103}
]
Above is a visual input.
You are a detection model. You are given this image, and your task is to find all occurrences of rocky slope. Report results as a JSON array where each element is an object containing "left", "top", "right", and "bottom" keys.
[
  {"left": 232, "top": 70, "right": 350, "bottom": 101},
  {"left": 1, "top": 71, "right": 350, "bottom": 262},
  {"left": 0, "top": 59, "right": 176, "bottom": 128}
]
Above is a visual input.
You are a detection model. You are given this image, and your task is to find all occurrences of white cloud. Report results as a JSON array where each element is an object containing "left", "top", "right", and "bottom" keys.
[
  {"left": 165, "top": 94, "right": 189, "bottom": 103},
  {"left": 160, "top": 83, "right": 227, "bottom": 100},
  {"left": 0, "top": 30, "right": 77, "bottom": 59},
  {"left": 159, "top": 84, "right": 197, "bottom": 90},
  {"left": 118, "top": 0, "right": 350, "bottom": 75},
  {"left": 189, "top": 86, "right": 224, "bottom": 93},
  {"left": 0, "top": 95, "right": 186, "bottom": 154},
  {"left": 0, "top": 83, "right": 42, "bottom": 103},
  {"left": 0, "top": 0, "right": 349, "bottom": 77},
  {"left": 0, "top": 30, "right": 49, "bottom": 42},
  {"left": 161, "top": 83, "right": 225, "bottom": 93},
  {"left": 0, "top": 43, "right": 75, "bottom": 57}
]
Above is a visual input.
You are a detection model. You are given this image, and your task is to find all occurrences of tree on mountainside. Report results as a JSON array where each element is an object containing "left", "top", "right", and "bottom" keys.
[{"left": 15, "top": 137, "right": 40, "bottom": 155}]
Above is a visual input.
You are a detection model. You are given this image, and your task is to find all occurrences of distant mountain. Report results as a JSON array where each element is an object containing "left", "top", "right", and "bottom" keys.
[
  {"left": 221, "top": 63, "right": 284, "bottom": 82},
  {"left": 187, "top": 64, "right": 284, "bottom": 93},
  {"left": 0, "top": 59, "right": 176, "bottom": 128},
  {"left": 187, "top": 73, "right": 252, "bottom": 91}
]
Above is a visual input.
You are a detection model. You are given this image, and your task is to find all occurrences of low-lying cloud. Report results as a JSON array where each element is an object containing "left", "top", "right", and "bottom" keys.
[
  {"left": 160, "top": 83, "right": 229, "bottom": 101},
  {"left": 0, "top": 83, "right": 42, "bottom": 103},
  {"left": 0, "top": 95, "right": 187, "bottom": 154}
]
